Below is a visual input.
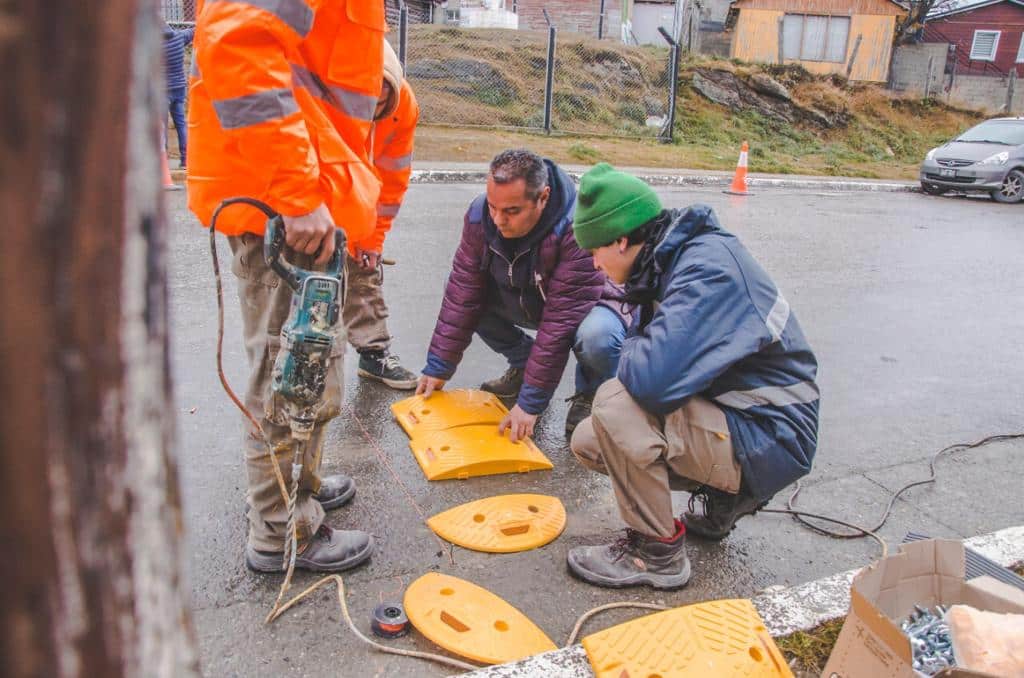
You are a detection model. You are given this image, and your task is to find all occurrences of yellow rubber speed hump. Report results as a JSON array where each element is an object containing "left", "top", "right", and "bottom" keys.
[
  {"left": 391, "top": 390, "right": 506, "bottom": 437},
  {"left": 427, "top": 494, "right": 566, "bottom": 553},
  {"left": 408, "top": 425, "right": 553, "bottom": 480},
  {"left": 582, "top": 599, "right": 793, "bottom": 678},
  {"left": 404, "top": 572, "right": 556, "bottom": 665}
]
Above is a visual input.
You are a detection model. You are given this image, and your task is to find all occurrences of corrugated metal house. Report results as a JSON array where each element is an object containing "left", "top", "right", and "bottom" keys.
[
  {"left": 923, "top": 0, "right": 1024, "bottom": 77},
  {"left": 727, "top": 0, "right": 905, "bottom": 82}
]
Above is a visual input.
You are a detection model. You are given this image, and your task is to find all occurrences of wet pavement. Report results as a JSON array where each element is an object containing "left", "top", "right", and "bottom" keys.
[{"left": 166, "top": 186, "right": 1024, "bottom": 676}]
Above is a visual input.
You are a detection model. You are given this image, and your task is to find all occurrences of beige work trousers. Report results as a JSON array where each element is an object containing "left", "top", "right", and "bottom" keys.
[
  {"left": 228, "top": 233, "right": 344, "bottom": 552},
  {"left": 570, "top": 378, "right": 742, "bottom": 538},
  {"left": 343, "top": 254, "right": 391, "bottom": 353}
]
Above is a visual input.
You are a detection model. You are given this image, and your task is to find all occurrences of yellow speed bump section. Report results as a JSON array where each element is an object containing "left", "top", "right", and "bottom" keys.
[
  {"left": 427, "top": 494, "right": 566, "bottom": 553},
  {"left": 582, "top": 599, "right": 793, "bottom": 678},
  {"left": 409, "top": 425, "right": 553, "bottom": 481},
  {"left": 404, "top": 572, "right": 557, "bottom": 665},
  {"left": 391, "top": 389, "right": 507, "bottom": 437}
]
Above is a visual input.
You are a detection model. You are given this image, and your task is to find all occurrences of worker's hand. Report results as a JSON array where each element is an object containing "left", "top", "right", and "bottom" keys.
[
  {"left": 356, "top": 248, "right": 381, "bottom": 270},
  {"left": 283, "top": 203, "right": 337, "bottom": 266},
  {"left": 416, "top": 375, "right": 446, "bottom": 398},
  {"left": 498, "top": 405, "right": 537, "bottom": 443}
]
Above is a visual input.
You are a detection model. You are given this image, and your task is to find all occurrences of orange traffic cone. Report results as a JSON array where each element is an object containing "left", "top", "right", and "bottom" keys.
[
  {"left": 162, "top": 146, "right": 182, "bottom": 191},
  {"left": 724, "top": 141, "right": 751, "bottom": 196}
]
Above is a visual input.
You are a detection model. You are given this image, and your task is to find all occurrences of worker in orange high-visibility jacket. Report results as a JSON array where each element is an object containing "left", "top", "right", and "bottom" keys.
[
  {"left": 186, "top": 0, "right": 384, "bottom": 576},
  {"left": 344, "top": 40, "right": 421, "bottom": 391}
]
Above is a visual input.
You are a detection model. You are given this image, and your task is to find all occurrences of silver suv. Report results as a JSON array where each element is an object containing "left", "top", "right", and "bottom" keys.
[{"left": 919, "top": 117, "right": 1024, "bottom": 204}]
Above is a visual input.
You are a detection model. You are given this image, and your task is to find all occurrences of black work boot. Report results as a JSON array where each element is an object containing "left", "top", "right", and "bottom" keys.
[
  {"left": 313, "top": 473, "right": 356, "bottom": 511},
  {"left": 682, "top": 485, "right": 769, "bottom": 541},
  {"left": 564, "top": 392, "right": 594, "bottom": 437},
  {"left": 357, "top": 350, "right": 417, "bottom": 390},
  {"left": 245, "top": 525, "right": 373, "bottom": 573},
  {"left": 567, "top": 521, "right": 691, "bottom": 590},
  {"left": 479, "top": 366, "right": 525, "bottom": 399}
]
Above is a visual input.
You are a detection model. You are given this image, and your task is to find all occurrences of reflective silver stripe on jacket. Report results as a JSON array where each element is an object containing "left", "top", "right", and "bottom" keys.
[
  {"left": 291, "top": 64, "right": 377, "bottom": 122},
  {"left": 714, "top": 381, "right": 819, "bottom": 411},
  {"left": 376, "top": 152, "right": 412, "bottom": 171},
  {"left": 765, "top": 291, "right": 790, "bottom": 343},
  {"left": 212, "top": 88, "right": 298, "bottom": 129},
  {"left": 208, "top": 0, "right": 313, "bottom": 37},
  {"left": 377, "top": 203, "right": 401, "bottom": 217}
]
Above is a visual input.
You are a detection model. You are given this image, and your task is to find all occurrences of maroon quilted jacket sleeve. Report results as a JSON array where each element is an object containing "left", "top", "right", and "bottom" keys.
[
  {"left": 524, "top": 229, "right": 605, "bottom": 394},
  {"left": 424, "top": 211, "right": 488, "bottom": 376}
]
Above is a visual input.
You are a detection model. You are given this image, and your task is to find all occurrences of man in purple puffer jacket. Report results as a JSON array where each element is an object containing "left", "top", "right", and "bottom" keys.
[{"left": 416, "top": 149, "right": 626, "bottom": 439}]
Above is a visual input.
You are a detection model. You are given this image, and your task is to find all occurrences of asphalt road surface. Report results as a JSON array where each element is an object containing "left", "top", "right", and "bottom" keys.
[{"left": 166, "top": 185, "right": 1023, "bottom": 676}]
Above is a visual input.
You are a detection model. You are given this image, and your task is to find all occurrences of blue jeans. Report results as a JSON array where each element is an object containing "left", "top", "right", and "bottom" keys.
[
  {"left": 167, "top": 86, "right": 187, "bottom": 165},
  {"left": 475, "top": 304, "right": 625, "bottom": 396}
]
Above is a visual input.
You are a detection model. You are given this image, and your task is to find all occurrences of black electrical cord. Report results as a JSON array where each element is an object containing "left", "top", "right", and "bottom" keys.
[{"left": 762, "top": 433, "right": 1024, "bottom": 557}]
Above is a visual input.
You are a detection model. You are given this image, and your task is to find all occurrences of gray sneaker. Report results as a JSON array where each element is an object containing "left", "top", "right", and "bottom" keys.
[
  {"left": 567, "top": 523, "right": 691, "bottom": 590},
  {"left": 245, "top": 525, "right": 373, "bottom": 574},
  {"left": 358, "top": 350, "right": 417, "bottom": 390},
  {"left": 480, "top": 366, "right": 525, "bottom": 399}
]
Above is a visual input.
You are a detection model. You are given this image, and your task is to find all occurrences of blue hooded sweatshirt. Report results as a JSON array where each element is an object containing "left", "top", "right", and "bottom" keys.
[{"left": 617, "top": 205, "right": 820, "bottom": 501}]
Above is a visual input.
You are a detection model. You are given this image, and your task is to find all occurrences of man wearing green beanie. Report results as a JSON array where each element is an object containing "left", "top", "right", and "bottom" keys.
[{"left": 566, "top": 163, "right": 820, "bottom": 590}]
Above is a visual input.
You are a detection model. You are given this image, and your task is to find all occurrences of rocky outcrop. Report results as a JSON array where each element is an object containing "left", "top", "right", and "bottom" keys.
[{"left": 690, "top": 68, "right": 849, "bottom": 128}]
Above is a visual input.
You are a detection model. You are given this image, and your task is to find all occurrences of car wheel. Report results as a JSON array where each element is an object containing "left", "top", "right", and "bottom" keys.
[
  {"left": 991, "top": 169, "right": 1024, "bottom": 204},
  {"left": 920, "top": 182, "right": 948, "bottom": 196}
]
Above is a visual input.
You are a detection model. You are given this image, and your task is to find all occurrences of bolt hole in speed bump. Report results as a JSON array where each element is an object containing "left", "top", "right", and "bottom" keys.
[
  {"left": 404, "top": 572, "right": 557, "bottom": 665},
  {"left": 392, "top": 390, "right": 553, "bottom": 481},
  {"left": 427, "top": 494, "right": 567, "bottom": 553},
  {"left": 582, "top": 599, "right": 792, "bottom": 678}
]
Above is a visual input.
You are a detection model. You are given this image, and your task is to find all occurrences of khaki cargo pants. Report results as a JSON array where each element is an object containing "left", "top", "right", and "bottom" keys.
[
  {"left": 343, "top": 254, "right": 391, "bottom": 353},
  {"left": 570, "top": 378, "right": 742, "bottom": 539},
  {"left": 229, "top": 233, "right": 345, "bottom": 552}
]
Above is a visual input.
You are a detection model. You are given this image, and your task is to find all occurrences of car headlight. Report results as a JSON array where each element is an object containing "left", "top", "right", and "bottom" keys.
[
  {"left": 978, "top": 151, "right": 1009, "bottom": 166},
  {"left": 925, "top": 148, "right": 937, "bottom": 161}
]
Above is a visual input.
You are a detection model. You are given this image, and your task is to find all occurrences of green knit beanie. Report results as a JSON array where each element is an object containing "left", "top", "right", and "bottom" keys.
[{"left": 573, "top": 163, "right": 663, "bottom": 250}]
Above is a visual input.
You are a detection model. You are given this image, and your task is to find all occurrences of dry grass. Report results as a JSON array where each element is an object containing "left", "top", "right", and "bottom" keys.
[
  {"left": 775, "top": 619, "right": 845, "bottom": 676},
  {"left": 405, "top": 25, "right": 987, "bottom": 180}
]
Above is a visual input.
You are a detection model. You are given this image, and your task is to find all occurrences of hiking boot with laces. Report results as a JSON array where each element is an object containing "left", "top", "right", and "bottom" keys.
[
  {"left": 564, "top": 392, "right": 594, "bottom": 437},
  {"left": 479, "top": 366, "right": 525, "bottom": 399},
  {"left": 682, "top": 485, "right": 768, "bottom": 541},
  {"left": 357, "top": 350, "right": 417, "bottom": 390},
  {"left": 567, "top": 521, "right": 691, "bottom": 590},
  {"left": 245, "top": 524, "right": 373, "bottom": 574}
]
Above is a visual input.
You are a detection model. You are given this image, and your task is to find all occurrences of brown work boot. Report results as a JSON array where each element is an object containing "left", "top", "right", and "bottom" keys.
[
  {"left": 480, "top": 366, "right": 525, "bottom": 399},
  {"left": 245, "top": 525, "right": 373, "bottom": 574},
  {"left": 682, "top": 485, "right": 768, "bottom": 541},
  {"left": 564, "top": 392, "right": 593, "bottom": 437},
  {"left": 567, "top": 521, "right": 691, "bottom": 590},
  {"left": 313, "top": 473, "right": 356, "bottom": 510}
]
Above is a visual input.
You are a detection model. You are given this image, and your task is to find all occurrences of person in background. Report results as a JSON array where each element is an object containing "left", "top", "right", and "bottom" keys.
[{"left": 162, "top": 21, "right": 193, "bottom": 168}]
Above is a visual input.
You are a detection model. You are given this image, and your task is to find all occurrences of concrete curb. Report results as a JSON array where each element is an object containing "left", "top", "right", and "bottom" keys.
[
  {"left": 410, "top": 169, "right": 918, "bottom": 193},
  {"left": 167, "top": 168, "right": 917, "bottom": 193},
  {"left": 465, "top": 525, "right": 1024, "bottom": 677}
]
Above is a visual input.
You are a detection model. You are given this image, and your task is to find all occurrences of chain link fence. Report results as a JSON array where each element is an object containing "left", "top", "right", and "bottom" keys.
[
  {"left": 164, "top": 2, "right": 682, "bottom": 139},
  {"left": 161, "top": 0, "right": 196, "bottom": 26},
  {"left": 397, "top": 21, "right": 680, "bottom": 140}
]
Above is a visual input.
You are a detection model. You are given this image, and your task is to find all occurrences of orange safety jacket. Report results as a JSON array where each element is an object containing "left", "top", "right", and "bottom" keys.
[
  {"left": 186, "top": 0, "right": 384, "bottom": 249},
  {"left": 365, "top": 79, "right": 419, "bottom": 253}
]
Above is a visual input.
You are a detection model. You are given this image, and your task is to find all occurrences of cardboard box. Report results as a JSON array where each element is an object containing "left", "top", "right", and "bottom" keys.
[{"left": 823, "top": 539, "right": 1024, "bottom": 678}]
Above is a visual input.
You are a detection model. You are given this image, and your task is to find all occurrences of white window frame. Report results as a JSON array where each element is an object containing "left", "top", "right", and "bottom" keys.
[
  {"left": 969, "top": 29, "right": 1000, "bottom": 61},
  {"left": 1017, "top": 33, "right": 1024, "bottom": 63},
  {"left": 782, "top": 14, "right": 851, "bottom": 64}
]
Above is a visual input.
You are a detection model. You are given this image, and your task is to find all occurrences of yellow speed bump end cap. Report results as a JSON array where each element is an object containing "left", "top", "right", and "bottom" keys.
[
  {"left": 404, "top": 572, "right": 557, "bottom": 665},
  {"left": 409, "top": 425, "right": 553, "bottom": 481},
  {"left": 427, "top": 494, "right": 566, "bottom": 553},
  {"left": 391, "top": 389, "right": 508, "bottom": 438},
  {"left": 582, "top": 598, "right": 793, "bottom": 678}
]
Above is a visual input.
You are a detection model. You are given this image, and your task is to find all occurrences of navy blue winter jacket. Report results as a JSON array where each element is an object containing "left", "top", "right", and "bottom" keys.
[{"left": 618, "top": 205, "right": 820, "bottom": 501}]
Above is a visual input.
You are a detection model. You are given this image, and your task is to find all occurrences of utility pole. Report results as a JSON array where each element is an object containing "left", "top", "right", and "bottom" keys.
[{"left": 0, "top": 2, "right": 199, "bottom": 677}]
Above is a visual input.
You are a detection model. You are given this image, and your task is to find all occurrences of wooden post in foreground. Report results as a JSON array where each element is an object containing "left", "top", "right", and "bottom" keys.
[{"left": 0, "top": 2, "right": 200, "bottom": 676}]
